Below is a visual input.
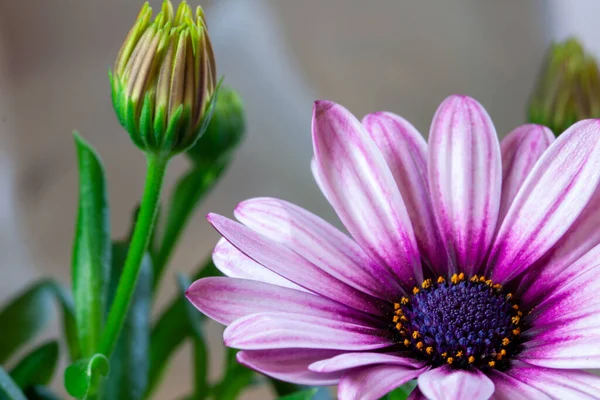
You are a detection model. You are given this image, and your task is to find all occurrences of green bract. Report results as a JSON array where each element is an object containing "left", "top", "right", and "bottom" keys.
[
  {"left": 528, "top": 37, "right": 600, "bottom": 136},
  {"left": 186, "top": 86, "right": 246, "bottom": 164},
  {"left": 111, "top": 0, "right": 216, "bottom": 156}
]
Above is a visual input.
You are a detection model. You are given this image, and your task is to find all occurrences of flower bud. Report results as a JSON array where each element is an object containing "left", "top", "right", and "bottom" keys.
[
  {"left": 111, "top": 1, "right": 217, "bottom": 156},
  {"left": 186, "top": 86, "right": 245, "bottom": 165},
  {"left": 528, "top": 38, "right": 600, "bottom": 136}
]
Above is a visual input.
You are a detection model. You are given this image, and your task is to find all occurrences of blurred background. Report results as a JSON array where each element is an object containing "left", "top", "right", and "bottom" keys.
[{"left": 0, "top": 0, "right": 596, "bottom": 398}]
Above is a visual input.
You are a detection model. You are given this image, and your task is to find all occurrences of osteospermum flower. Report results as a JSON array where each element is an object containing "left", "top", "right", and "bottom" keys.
[{"left": 187, "top": 95, "right": 600, "bottom": 399}]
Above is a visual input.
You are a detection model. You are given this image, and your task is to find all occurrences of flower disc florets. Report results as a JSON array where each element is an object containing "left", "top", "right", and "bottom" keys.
[
  {"left": 111, "top": 0, "right": 217, "bottom": 156},
  {"left": 393, "top": 274, "right": 524, "bottom": 371}
]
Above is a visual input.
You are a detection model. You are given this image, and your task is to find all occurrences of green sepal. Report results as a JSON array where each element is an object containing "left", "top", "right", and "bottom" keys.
[
  {"left": 176, "top": 274, "right": 208, "bottom": 399},
  {"left": 138, "top": 92, "right": 155, "bottom": 151},
  {"left": 0, "top": 281, "right": 53, "bottom": 364},
  {"left": 99, "top": 242, "right": 152, "bottom": 400},
  {"left": 0, "top": 367, "right": 26, "bottom": 400},
  {"left": 9, "top": 341, "right": 59, "bottom": 389},
  {"left": 278, "top": 389, "right": 318, "bottom": 400},
  {"left": 145, "top": 260, "right": 220, "bottom": 398},
  {"left": 152, "top": 105, "right": 167, "bottom": 149},
  {"left": 187, "top": 77, "right": 224, "bottom": 149},
  {"left": 64, "top": 354, "right": 110, "bottom": 399},
  {"left": 162, "top": 104, "right": 185, "bottom": 151},
  {"left": 72, "top": 133, "right": 111, "bottom": 358}
]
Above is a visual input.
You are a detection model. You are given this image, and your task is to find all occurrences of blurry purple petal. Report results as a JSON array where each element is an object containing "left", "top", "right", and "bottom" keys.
[
  {"left": 363, "top": 112, "right": 446, "bottom": 274},
  {"left": 338, "top": 364, "right": 426, "bottom": 400},
  {"left": 418, "top": 365, "right": 495, "bottom": 400},
  {"left": 234, "top": 197, "right": 400, "bottom": 299},
  {"left": 489, "top": 120, "right": 600, "bottom": 283},
  {"left": 499, "top": 124, "right": 554, "bottom": 223},
  {"left": 207, "top": 213, "right": 386, "bottom": 315},
  {"left": 428, "top": 95, "right": 502, "bottom": 276},
  {"left": 309, "top": 352, "right": 424, "bottom": 373},
  {"left": 224, "top": 312, "right": 393, "bottom": 350},
  {"left": 186, "top": 277, "right": 381, "bottom": 326},
  {"left": 213, "top": 238, "right": 306, "bottom": 291},
  {"left": 237, "top": 349, "right": 345, "bottom": 385},
  {"left": 500, "top": 361, "right": 600, "bottom": 399},
  {"left": 312, "top": 100, "right": 422, "bottom": 290}
]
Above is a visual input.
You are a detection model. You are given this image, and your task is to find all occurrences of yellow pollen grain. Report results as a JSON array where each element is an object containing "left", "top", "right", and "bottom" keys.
[
  {"left": 426, "top": 346, "right": 434, "bottom": 355},
  {"left": 468, "top": 356, "right": 475, "bottom": 364},
  {"left": 488, "top": 361, "right": 496, "bottom": 368},
  {"left": 416, "top": 341, "right": 424, "bottom": 350},
  {"left": 512, "top": 304, "right": 519, "bottom": 310},
  {"left": 413, "top": 287, "right": 420, "bottom": 295},
  {"left": 441, "top": 352, "right": 448, "bottom": 358},
  {"left": 471, "top": 275, "right": 479, "bottom": 282},
  {"left": 456, "top": 351, "right": 463, "bottom": 358},
  {"left": 493, "top": 284, "right": 503, "bottom": 290},
  {"left": 451, "top": 274, "right": 459, "bottom": 284},
  {"left": 517, "top": 311, "right": 523, "bottom": 317},
  {"left": 512, "top": 316, "right": 520, "bottom": 325},
  {"left": 437, "top": 276, "right": 446, "bottom": 284},
  {"left": 447, "top": 357, "right": 454, "bottom": 364},
  {"left": 412, "top": 331, "right": 420, "bottom": 339},
  {"left": 512, "top": 328, "right": 521, "bottom": 336},
  {"left": 400, "top": 315, "right": 408, "bottom": 321},
  {"left": 394, "top": 303, "right": 401, "bottom": 310},
  {"left": 506, "top": 293, "right": 513, "bottom": 300},
  {"left": 403, "top": 339, "right": 410, "bottom": 347},
  {"left": 422, "top": 279, "right": 432, "bottom": 289},
  {"left": 395, "top": 323, "right": 403, "bottom": 330},
  {"left": 502, "top": 338, "right": 510, "bottom": 346},
  {"left": 479, "top": 275, "right": 487, "bottom": 282},
  {"left": 393, "top": 316, "right": 399, "bottom": 323},
  {"left": 485, "top": 279, "right": 493, "bottom": 286},
  {"left": 401, "top": 297, "right": 409, "bottom": 305},
  {"left": 496, "top": 349, "right": 507, "bottom": 360},
  {"left": 458, "top": 272, "right": 465, "bottom": 281}
]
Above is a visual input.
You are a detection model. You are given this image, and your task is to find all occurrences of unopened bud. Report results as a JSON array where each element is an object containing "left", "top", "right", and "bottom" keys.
[
  {"left": 528, "top": 38, "right": 600, "bottom": 136},
  {"left": 111, "top": 1, "right": 217, "bottom": 155},
  {"left": 186, "top": 86, "right": 245, "bottom": 165}
]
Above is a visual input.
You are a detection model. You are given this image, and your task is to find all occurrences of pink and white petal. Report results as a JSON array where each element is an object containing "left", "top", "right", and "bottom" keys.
[
  {"left": 338, "top": 364, "right": 426, "bottom": 400},
  {"left": 208, "top": 214, "right": 385, "bottom": 316},
  {"left": 518, "top": 241, "right": 600, "bottom": 311},
  {"left": 499, "top": 124, "right": 554, "bottom": 223},
  {"left": 488, "top": 370, "right": 551, "bottom": 400},
  {"left": 309, "top": 352, "right": 424, "bottom": 373},
  {"left": 501, "top": 361, "right": 600, "bottom": 399},
  {"left": 518, "top": 259, "right": 600, "bottom": 369},
  {"left": 428, "top": 95, "right": 502, "bottom": 276},
  {"left": 213, "top": 238, "right": 306, "bottom": 291},
  {"left": 234, "top": 197, "right": 400, "bottom": 299},
  {"left": 224, "top": 312, "right": 393, "bottom": 351},
  {"left": 312, "top": 100, "right": 422, "bottom": 290},
  {"left": 362, "top": 112, "right": 446, "bottom": 273},
  {"left": 237, "top": 348, "right": 345, "bottom": 385},
  {"left": 418, "top": 365, "right": 495, "bottom": 400},
  {"left": 489, "top": 119, "right": 600, "bottom": 283},
  {"left": 186, "top": 277, "right": 382, "bottom": 327}
]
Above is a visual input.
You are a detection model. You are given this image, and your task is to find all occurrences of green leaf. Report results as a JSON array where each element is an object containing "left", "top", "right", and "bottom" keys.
[
  {"left": 212, "top": 348, "right": 254, "bottom": 400},
  {"left": 9, "top": 341, "right": 59, "bottom": 389},
  {"left": 99, "top": 242, "right": 152, "bottom": 400},
  {"left": 0, "top": 281, "right": 54, "bottom": 364},
  {"left": 23, "top": 385, "right": 61, "bottom": 400},
  {"left": 0, "top": 367, "right": 26, "bottom": 400},
  {"left": 64, "top": 354, "right": 109, "bottom": 399},
  {"left": 385, "top": 380, "right": 417, "bottom": 400},
  {"left": 153, "top": 161, "right": 228, "bottom": 289},
  {"left": 176, "top": 274, "right": 208, "bottom": 399},
  {"left": 72, "top": 133, "right": 111, "bottom": 357},
  {"left": 146, "top": 260, "right": 220, "bottom": 398},
  {"left": 278, "top": 388, "right": 318, "bottom": 400}
]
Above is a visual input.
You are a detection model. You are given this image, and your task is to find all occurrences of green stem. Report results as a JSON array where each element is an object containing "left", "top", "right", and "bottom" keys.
[{"left": 99, "top": 153, "right": 169, "bottom": 357}]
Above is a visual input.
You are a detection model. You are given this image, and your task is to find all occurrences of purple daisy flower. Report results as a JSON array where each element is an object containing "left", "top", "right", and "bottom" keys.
[{"left": 187, "top": 95, "right": 600, "bottom": 399}]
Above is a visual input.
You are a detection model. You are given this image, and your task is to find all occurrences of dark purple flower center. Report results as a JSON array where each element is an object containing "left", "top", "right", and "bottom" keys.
[{"left": 392, "top": 274, "right": 523, "bottom": 370}]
